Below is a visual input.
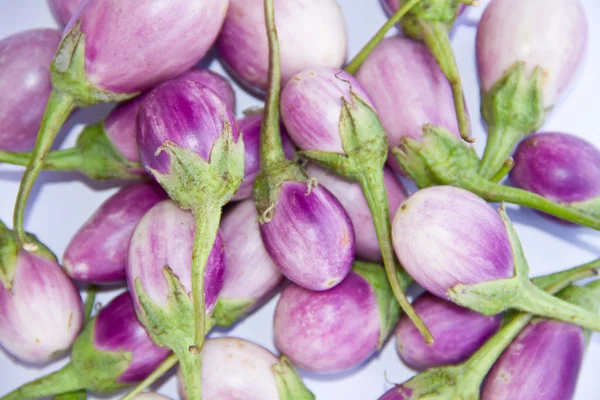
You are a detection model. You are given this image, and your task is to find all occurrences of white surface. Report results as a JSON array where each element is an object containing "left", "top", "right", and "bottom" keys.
[{"left": 0, "top": 1, "right": 599, "bottom": 399}]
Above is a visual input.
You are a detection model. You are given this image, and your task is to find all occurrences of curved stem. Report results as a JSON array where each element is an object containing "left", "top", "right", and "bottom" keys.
[
  {"left": 120, "top": 354, "right": 178, "bottom": 400},
  {"left": 532, "top": 258, "right": 600, "bottom": 292},
  {"left": 13, "top": 89, "right": 76, "bottom": 249},
  {"left": 478, "top": 122, "right": 522, "bottom": 180},
  {"left": 421, "top": 21, "right": 473, "bottom": 143},
  {"left": 191, "top": 205, "right": 222, "bottom": 351},
  {"left": 83, "top": 285, "right": 98, "bottom": 323},
  {"left": 0, "top": 363, "right": 81, "bottom": 400},
  {"left": 0, "top": 148, "right": 83, "bottom": 171},
  {"left": 173, "top": 345, "right": 202, "bottom": 400},
  {"left": 259, "top": 0, "right": 286, "bottom": 170},
  {"left": 345, "top": 0, "right": 425, "bottom": 75},
  {"left": 489, "top": 157, "right": 514, "bottom": 183},
  {"left": 357, "top": 172, "right": 433, "bottom": 345}
]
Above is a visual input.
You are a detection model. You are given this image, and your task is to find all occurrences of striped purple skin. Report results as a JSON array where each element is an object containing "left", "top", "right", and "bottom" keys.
[
  {"left": 216, "top": 0, "right": 347, "bottom": 94},
  {"left": 381, "top": 0, "right": 467, "bottom": 18},
  {"left": 260, "top": 181, "right": 355, "bottom": 291},
  {"left": 48, "top": 0, "right": 82, "bottom": 26},
  {"left": 63, "top": 182, "right": 167, "bottom": 283},
  {"left": 137, "top": 79, "right": 239, "bottom": 175},
  {"left": 64, "top": 0, "right": 228, "bottom": 94},
  {"left": 481, "top": 319, "right": 585, "bottom": 400},
  {"left": 395, "top": 293, "right": 502, "bottom": 370},
  {"left": 126, "top": 200, "right": 225, "bottom": 313},
  {"left": 392, "top": 186, "right": 514, "bottom": 300},
  {"left": 511, "top": 133, "right": 600, "bottom": 205},
  {"left": 273, "top": 271, "right": 380, "bottom": 373},
  {"left": 94, "top": 292, "right": 171, "bottom": 383},
  {"left": 378, "top": 386, "right": 413, "bottom": 400},
  {"left": 0, "top": 252, "right": 83, "bottom": 364},
  {"left": 477, "top": 0, "right": 588, "bottom": 109},
  {"left": 355, "top": 36, "right": 461, "bottom": 174},
  {"left": 306, "top": 164, "right": 407, "bottom": 262},
  {"left": 219, "top": 200, "right": 283, "bottom": 303},
  {"left": 281, "top": 68, "right": 374, "bottom": 154},
  {"left": 104, "top": 68, "right": 236, "bottom": 165},
  {"left": 232, "top": 114, "right": 296, "bottom": 201},
  {"left": 0, "top": 29, "right": 62, "bottom": 151}
]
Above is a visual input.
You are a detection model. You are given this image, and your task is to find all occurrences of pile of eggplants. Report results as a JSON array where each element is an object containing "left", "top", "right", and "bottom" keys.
[{"left": 0, "top": 0, "right": 599, "bottom": 399}]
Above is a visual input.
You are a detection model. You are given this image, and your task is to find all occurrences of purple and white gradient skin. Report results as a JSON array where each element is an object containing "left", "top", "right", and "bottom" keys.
[
  {"left": 94, "top": 292, "right": 171, "bottom": 383},
  {"left": 395, "top": 293, "right": 502, "bottom": 370},
  {"left": 392, "top": 186, "right": 514, "bottom": 300},
  {"left": 133, "top": 394, "right": 171, "bottom": 400},
  {"left": 104, "top": 68, "right": 236, "bottom": 165},
  {"left": 261, "top": 181, "right": 355, "bottom": 291},
  {"left": 0, "top": 252, "right": 83, "bottom": 364},
  {"left": 481, "top": 319, "right": 585, "bottom": 400},
  {"left": 63, "top": 182, "right": 166, "bottom": 283},
  {"left": 511, "top": 133, "right": 600, "bottom": 205},
  {"left": 220, "top": 200, "right": 282, "bottom": 303},
  {"left": 0, "top": 29, "right": 61, "bottom": 152},
  {"left": 64, "top": 0, "right": 229, "bottom": 94},
  {"left": 281, "top": 68, "right": 374, "bottom": 154},
  {"left": 127, "top": 200, "right": 225, "bottom": 314},
  {"left": 355, "top": 36, "right": 461, "bottom": 173},
  {"left": 477, "top": 0, "right": 588, "bottom": 109},
  {"left": 137, "top": 79, "right": 238, "bottom": 175},
  {"left": 273, "top": 271, "right": 381, "bottom": 373},
  {"left": 381, "top": 0, "right": 467, "bottom": 18},
  {"left": 233, "top": 114, "right": 295, "bottom": 201},
  {"left": 306, "top": 163, "right": 407, "bottom": 262},
  {"left": 216, "top": 0, "right": 347, "bottom": 94},
  {"left": 48, "top": 0, "right": 83, "bottom": 26},
  {"left": 178, "top": 337, "right": 281, "bottom": 400}
]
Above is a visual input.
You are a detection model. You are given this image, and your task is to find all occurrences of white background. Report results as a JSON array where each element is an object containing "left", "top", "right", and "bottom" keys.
[{"left": 0, "top": 0, "right": 599, "bottom": 399}]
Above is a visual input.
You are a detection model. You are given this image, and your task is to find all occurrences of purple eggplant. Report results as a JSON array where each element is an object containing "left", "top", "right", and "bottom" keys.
[
  {"left": 0, "top": 29, "right": 61, "bottom": 152},
  {"left": 127, "top": 199, "right": 226, "bottom": 400},
  {"left": 305, "top": 163, "right": 407, "bottom": 262},
  {"left": 1, "top": 292, "right": 171, "bottom": 399},
  {"left": 216, "top": 0, "right": 347, "bottom": 94},
  {"left": 48, "top": 0, "right": 83, "bottom": 26},
  {"left": 0, "top": 222, "right": 83, "bottom": 365},
  {"left": 395, "top": 293, "right": 502, "bottom": 370},
  {"left": 392, "top": 185, "right": 600, "bottom": 332},
  {"left": 233, "top": 114, "right": 295, "bottom": 202},
  {"left": 63, "top": 182, "right": 166, "bottom": 283},
  {"left": 13, "top": 0, "right": 230, "bottom": 248},
  {"left": 280, "top": 66, "right": 431, "bottom": 342},
  {"left": 510, "top": 132, "right": 600, "bottom": 222},
  {"left": 355, "top": 35, "right": 461, "bottom": 174},
  {"left": 213, "top": 199, "right": 283, "bottom": 327},
  {"left": 274, "top": 262, "right": 403, "bottom": 373},
  {"left": 476, "top": 0, "right": 588, "bottom": 179}
]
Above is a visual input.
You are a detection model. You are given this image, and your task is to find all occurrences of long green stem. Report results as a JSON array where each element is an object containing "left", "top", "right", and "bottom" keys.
[
  {"left": 0, "top": 363, "right": 81, "bottom": 400},
  {"left": 173, "top": 345, "right": 202, "bottom": 400},
  {"left": 345, "top": 0, "right": 425, "bottom": 75},
  {"left": 421, "top": 21, "right": 473, "bottom": 143},
  {"left": 532, "top": 259, "right": 600, "bottom": 292},
  {"left": 83, "top": 285, "right": 98, "bottom": 323},
  {"left": 13, "top": 89, "right": 76, "bottom": 249},
  {"left": 0, "top": 148, "right": 83, "bottom": 171},
  {"left": 120, "top": 354, "right": 178, "bottom": 400},
  {"left": 358, "top": 172, "right": 433, "bottom": 344},
  {"left": 478, "top": 122, "right": 522, "bottom": 180}
]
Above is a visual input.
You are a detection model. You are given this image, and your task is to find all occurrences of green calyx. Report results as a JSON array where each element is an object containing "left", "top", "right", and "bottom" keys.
[
  {"left": 399, "top": 0, "right": 460, "bottom": 40},
  {"left": 479, "top": 61, "right": 546, "bottom": 179},
  {"left": 211, "top": 297, "right": 255, "bottom": 328},
  {"left": 273, "top": 357, "right": 315, "bottom": 400}
]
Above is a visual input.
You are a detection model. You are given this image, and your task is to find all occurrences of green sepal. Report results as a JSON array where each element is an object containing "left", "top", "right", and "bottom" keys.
[
  {"left": 73, "top": 124, "right": 143, "bottom": 180},
  {"left": 352, "top": 261, "right": 403, "bottom": 348},
  {"left": 51, "top": 22, "right": 138, "bottom": 106},
  {"left": 570, "top": 196, "right": 600, "bottom": 220},
  {"left": 148, "top": 123, "right": 244, "bottom": 214},
  {"left": 300, "top": 91, "right": 387, "bottom": 182},
  {"left": 211, "top": 297, "right": 255, "bottom": 328},
  {"left": 399, "top": 0, "right": 460, "bottom": 40},
  {"left": 0, "top": 221, "right": 57, "bottom": 290},
  {"left": 273, "top": 357, "right": 315, "bottom": 400}
]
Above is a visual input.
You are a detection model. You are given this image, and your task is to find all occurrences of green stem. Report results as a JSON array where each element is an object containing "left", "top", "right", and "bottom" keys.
[
  {"left": 13, "top": 89, "right": 76, "bottom": 249},
  {"left": 357, "top": 172, "right": 433, "bottom": 345},
  {"left": 259, "top": 0, "right": 286, "bottom": 170},
  {"left": 489, "top": 157, "right": 514, "bottom": 183},
  {"left": 83, "top": 285, "right": 98, "bottom": 323},
  {"left": 120, "top": 354, "right": 178, "bottom": 400},
  {"left": 191, "top": 205, "right": 222, "bottom": 352},
  {"left": 0, "top": 148, "right": 83, "bottom": 171},
  {"left": 532, "top": 258, "right": 600, "bottom": 292},
  {"left": 345, "top": 0, "right": 425, "bottom": 75},
  {"left": 420, "top": 21, "right": 473, "bottom": 143},
  {"left": 0, "top": 363, "right": 81, "bottom": 400},
  {"left": 53, "top": 391, "right": 87, "bottom": 400},
  {"left": 173, "top": 346, "right": 202, "bottom": 400},
  {"left": 478, "top": 122, "right": 523, "bottom": 180}
]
